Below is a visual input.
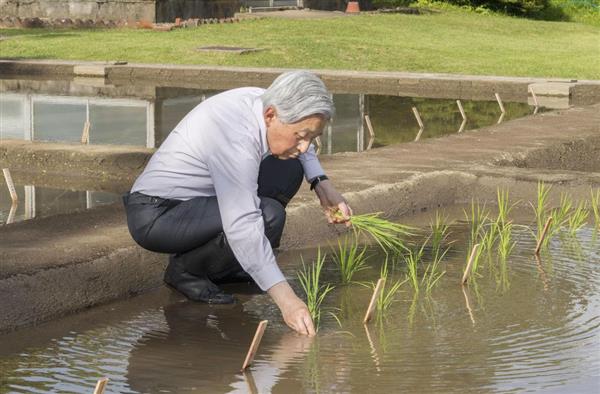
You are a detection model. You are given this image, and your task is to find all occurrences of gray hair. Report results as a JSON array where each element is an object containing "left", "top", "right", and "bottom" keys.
[{"left": 261, "top": 70, "right": 335, "bottom": 124}]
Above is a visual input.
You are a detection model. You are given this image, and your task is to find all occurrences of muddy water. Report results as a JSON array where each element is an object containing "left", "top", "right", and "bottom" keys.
[
  {"left": 1, "top": 79, "right": 543, "bottom": 153},
  {"left": 1, "top": 219, "right": 598, "bottom": 393},
  {"left": 0, "top": 184, "right": 119, "bottom": 225}
]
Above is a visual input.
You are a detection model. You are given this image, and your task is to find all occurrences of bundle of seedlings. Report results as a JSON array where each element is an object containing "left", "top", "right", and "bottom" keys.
[{"left": 332, "top": 209, "right": 413, "bottom": 255}]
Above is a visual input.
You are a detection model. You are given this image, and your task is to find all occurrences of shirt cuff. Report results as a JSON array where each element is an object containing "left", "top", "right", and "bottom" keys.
[
  {"left": 299, "top": 144, "right": 325, "bottom": 182},
  {"left": 250, "top": 262, "right": 287, "bottom": 291}
]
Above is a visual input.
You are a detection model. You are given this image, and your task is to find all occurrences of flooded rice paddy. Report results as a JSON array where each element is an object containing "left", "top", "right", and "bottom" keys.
[
  {"left": 1, "top": 217, "right": 598, "bottom": 393},
  {"left": 0, "top": 184, "right": 119, "bottom": 225},
  {"left": 1, "top": 78, "right": 545, "bottom": 153}
]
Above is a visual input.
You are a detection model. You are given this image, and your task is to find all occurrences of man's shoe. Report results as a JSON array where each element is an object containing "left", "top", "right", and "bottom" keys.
[{"left": 164, "top": 257, "right": 235, "bottom": 304}]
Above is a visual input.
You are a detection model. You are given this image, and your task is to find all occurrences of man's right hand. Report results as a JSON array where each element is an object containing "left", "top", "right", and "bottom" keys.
[{"left": 268, "top": 281, "right": 316, "bottom": 336}]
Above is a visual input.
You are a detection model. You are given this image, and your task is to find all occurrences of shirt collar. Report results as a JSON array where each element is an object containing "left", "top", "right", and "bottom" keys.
[{"left": 253, "top": 97, "right": 271, "bottom": 160}]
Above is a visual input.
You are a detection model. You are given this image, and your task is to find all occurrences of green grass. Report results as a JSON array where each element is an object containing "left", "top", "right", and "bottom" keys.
[{"left": 1, "top": 9, "right": 598, "bottom": 78}]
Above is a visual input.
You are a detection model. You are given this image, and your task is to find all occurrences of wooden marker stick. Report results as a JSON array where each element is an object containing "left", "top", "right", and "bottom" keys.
[
  {"left": 93, "top": 378, "right": 109, "bottom": 394},
  {"left": 458, "top": 118, "right": 467, "bottom": 133},
  {"left": 6, "top": 203, "right": 17, "bottom": 225},
  {"left": 456, "top": 100, "right": 466, "bottom": 120},
  {"left": 363, "top": 278, "right": 386, "bottom": 324},
  {"left": 535, "top": 217, "right": 553, "bottom": 255},
  {"left": 494, "top": 93, "right": 506, "bottom": 114},
  {"left": 461, "top": 244, "right": 480, "bottom": 285},
  {"left": 364, "top": 115, "right": 375, "bottom": 139},
  {"left": 241, "top": 320, "right": 268, "bottom": 371},
  {"left": 412, "top": 107, "right": 424, "bottom": 129},
  {"left": 81, "top": 121, "right": 90, "bottom": 144},
  {"left": 2, "top": 168, "right": 18, "bottom": 203}
]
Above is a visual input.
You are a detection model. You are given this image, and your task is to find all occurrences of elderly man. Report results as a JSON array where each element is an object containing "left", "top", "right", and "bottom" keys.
[{"left": 123, "top": 70, "right": 351, "bottom": 336}]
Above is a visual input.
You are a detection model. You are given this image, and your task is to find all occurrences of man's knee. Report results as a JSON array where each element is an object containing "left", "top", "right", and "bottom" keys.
[{"left": 260, "top": 197, "right": 286, "bottom": 247}]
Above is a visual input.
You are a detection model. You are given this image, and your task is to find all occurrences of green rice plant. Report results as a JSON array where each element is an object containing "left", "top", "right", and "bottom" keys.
[
  {"left": 297, "top": 248, "right": 334, "bottom": 330},
  {"left": 332, "top": 235, "right": 369, "bottom": 284},
  {"left": 496, "top": 188, "right": 515, "bottom": 230},
  {"left": 342, "top": 211, "right": 413, "bottom": 255},
  {"left": 566, "top": 201, "right": 589, "bottom": 236},
  {"left": 497, "top": 221, "right": 515, "bottom": 262},
  {"left": 464, "top": 199, "right": 489, "bottom": 250},
  {"left": 404, "top": 244, "right": 425, "bottom": 292},
  {"left": 531, "top": 181, "right": 552, "bottom": 242},
  {"left": 375, "top": 259, "right": 408, "bottom": 315},
  {"left": 429, "top": 211, "right": 451, "bottom": 264},
  {"left": 480, "top": 221, "right": 499, "bottom": 263},
  {"left": 590, "top": 188, "right": 599, "bottom": 229}
]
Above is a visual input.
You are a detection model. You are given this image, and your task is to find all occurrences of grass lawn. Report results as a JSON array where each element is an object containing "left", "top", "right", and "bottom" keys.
[{"left": 1, "top": 9, "right": 598, "bottom": 79}]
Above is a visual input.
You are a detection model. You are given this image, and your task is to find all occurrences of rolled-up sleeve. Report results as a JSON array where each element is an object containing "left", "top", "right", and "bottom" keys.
[
  {"left": 207, "top": 134, "right": 286, "bottom": 291},
  {"left": 299, "top": 144, "right": 325, "bottom": 182}
]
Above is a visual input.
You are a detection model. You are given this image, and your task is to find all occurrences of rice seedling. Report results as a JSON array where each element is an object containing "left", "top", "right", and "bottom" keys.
[
  {"left": 429, "top": 211, "right": 451, "bottom": 264},
  {"left": 497, "top": 221, "right": 515, "bottom": 262},
  {"left": 531, "top": 181, "right": 552, "bottom": 241},
  {"left": 404, "top": 244, "right": 424, "bottom": 292},
  {"left": 332, "top": 235, "right": 369, "bottom": 284},
  {"left": 480, "top": 222, "right": 498, "bottom": 263},
  {"left": 376, "top": 276, "right": 407, "bottom": 316},
  {"left": 464, "top": 199, "right": 489, "bottom": 250},
  {"left": 566, "top": 201, "right": 588, "bottom": 236},
  {"left": 335, "top": 210, "right": 413, "bottom": 255},
  {"left": 496, "top": 188, "right": 515, "bottom": 230},
  {"left": 297, "top": 248, "right": 334, "bottom": 330},
  {"left": 591, "top": 188, "right": 600, "bottom": 229}
]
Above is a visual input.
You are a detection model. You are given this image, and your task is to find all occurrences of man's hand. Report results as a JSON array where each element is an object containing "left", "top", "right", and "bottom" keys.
[
  {"left": 268, "top": 281, "right": 316, "bottom": 336},
  {"left": 314, "top": 179, "right": 352, "bottom": 227}
]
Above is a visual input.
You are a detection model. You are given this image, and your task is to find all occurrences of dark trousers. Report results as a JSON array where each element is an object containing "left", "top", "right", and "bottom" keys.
[{"left": 123, "top": 156, "right": 304, "bottom": 283}]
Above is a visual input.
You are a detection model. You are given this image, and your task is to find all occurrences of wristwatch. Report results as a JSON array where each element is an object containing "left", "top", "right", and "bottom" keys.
[{"left": 310, "top": 175, "right": 329, "bottom": 191}]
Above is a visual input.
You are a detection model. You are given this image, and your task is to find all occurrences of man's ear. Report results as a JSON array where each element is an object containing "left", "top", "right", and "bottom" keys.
[{"left": 264, "top": 106, "right": 276, "bottom": 127}]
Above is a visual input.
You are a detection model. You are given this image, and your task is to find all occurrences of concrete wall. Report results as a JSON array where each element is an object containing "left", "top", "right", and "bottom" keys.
[{"left": 0, "top": 0, "right": 239, "bottom": 22}]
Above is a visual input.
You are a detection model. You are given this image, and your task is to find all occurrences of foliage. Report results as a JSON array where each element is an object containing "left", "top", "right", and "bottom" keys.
[
  {"left": 332, "top": 235, "right": 369, "bottom": 284},
  {"left": 297, "top": 248, "right": 334, "bottom": 330},
  {"left": 1, "top": 12, "right": 598, "bottom": 79},
  {"left": 343, "top": 212, "right": 413, "bottom": 255}
]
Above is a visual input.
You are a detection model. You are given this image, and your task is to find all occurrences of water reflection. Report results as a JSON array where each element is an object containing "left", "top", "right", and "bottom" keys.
[
  {"left": 0, "top": 184, "right": 120, "bottom": 225},
  {"left": 1, "top": 79, "right": 545, "bottom": 154},
  {"left": 1, "top": 223, "right": 598, "bottom": 393}
]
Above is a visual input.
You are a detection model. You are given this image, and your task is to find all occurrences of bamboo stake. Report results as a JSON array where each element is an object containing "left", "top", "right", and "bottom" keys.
[
  {"left": 364, "top": 115, "right": 375, "bottom": 140},
  {"left": 535, "top": 217, "right": 553, "bottom": 255},
  {"left": 534, "top": 253, "right": 550, "bottom": 291},
  {"left": 365, "top": 114, "right": 375, "bottom": 150},
  {"left": 456, "top": 100, "right": 466, "bottom": 120},
  {"left": 496, "top": 112, "right": 506, "bottom": 125},
  {"left": 461, "top": 244, "right": 480, "bottom": 285},
  {"left": 412, "top": 107, "right": 424, "bottom": 141},
  {"left": 529, "top": 86, "right": 540, "bottom": 114},
  {"left": 461, "top": 285, "right": 475, "bottom": 326},
  {"left": 6, "top": 202, "right": 17, "bottom": 225},
  {"left": 93, "top": 378, "right": 108, "bottom": 394},
  {"left": 243, "top": 370, "right": 259, "bottom": 394},
  {"left": 81, "top": 121, "right": 90, "bottom": 144},
  {"left": 494, "top": 93, "right": 506, "bottom": 114},
  {"left": 364, "top": 323, "right": 382, "bottom": 372},
  {"left": 412, "top": 107, "right": 424, "bottom": 128},
  {"left": 3, "top": 168, "right": 18, "bottom": 203},
  {"left": 241, "top": 320, "right": 268, "bottom": 371},
  {"left": 458, "top": 118, "right": 467, "bottom": 133},
  {"left": 363, "top": 278, "right": 385, "bottom": 324}
]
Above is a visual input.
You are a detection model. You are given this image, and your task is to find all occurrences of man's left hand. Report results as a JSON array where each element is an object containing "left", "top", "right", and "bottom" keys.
[{"left": 314, "top": 179, "right": 352, "bottom": 227}]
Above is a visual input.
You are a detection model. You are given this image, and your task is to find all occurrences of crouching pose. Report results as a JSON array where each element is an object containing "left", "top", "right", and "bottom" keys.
[{"left": 123, "top": 71, "right": 351, "bottom": 335}]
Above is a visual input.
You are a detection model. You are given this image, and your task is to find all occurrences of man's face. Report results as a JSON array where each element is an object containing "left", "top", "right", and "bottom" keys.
[{"left": 264, "top": 107, "right": 326, "bottom": 160}]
